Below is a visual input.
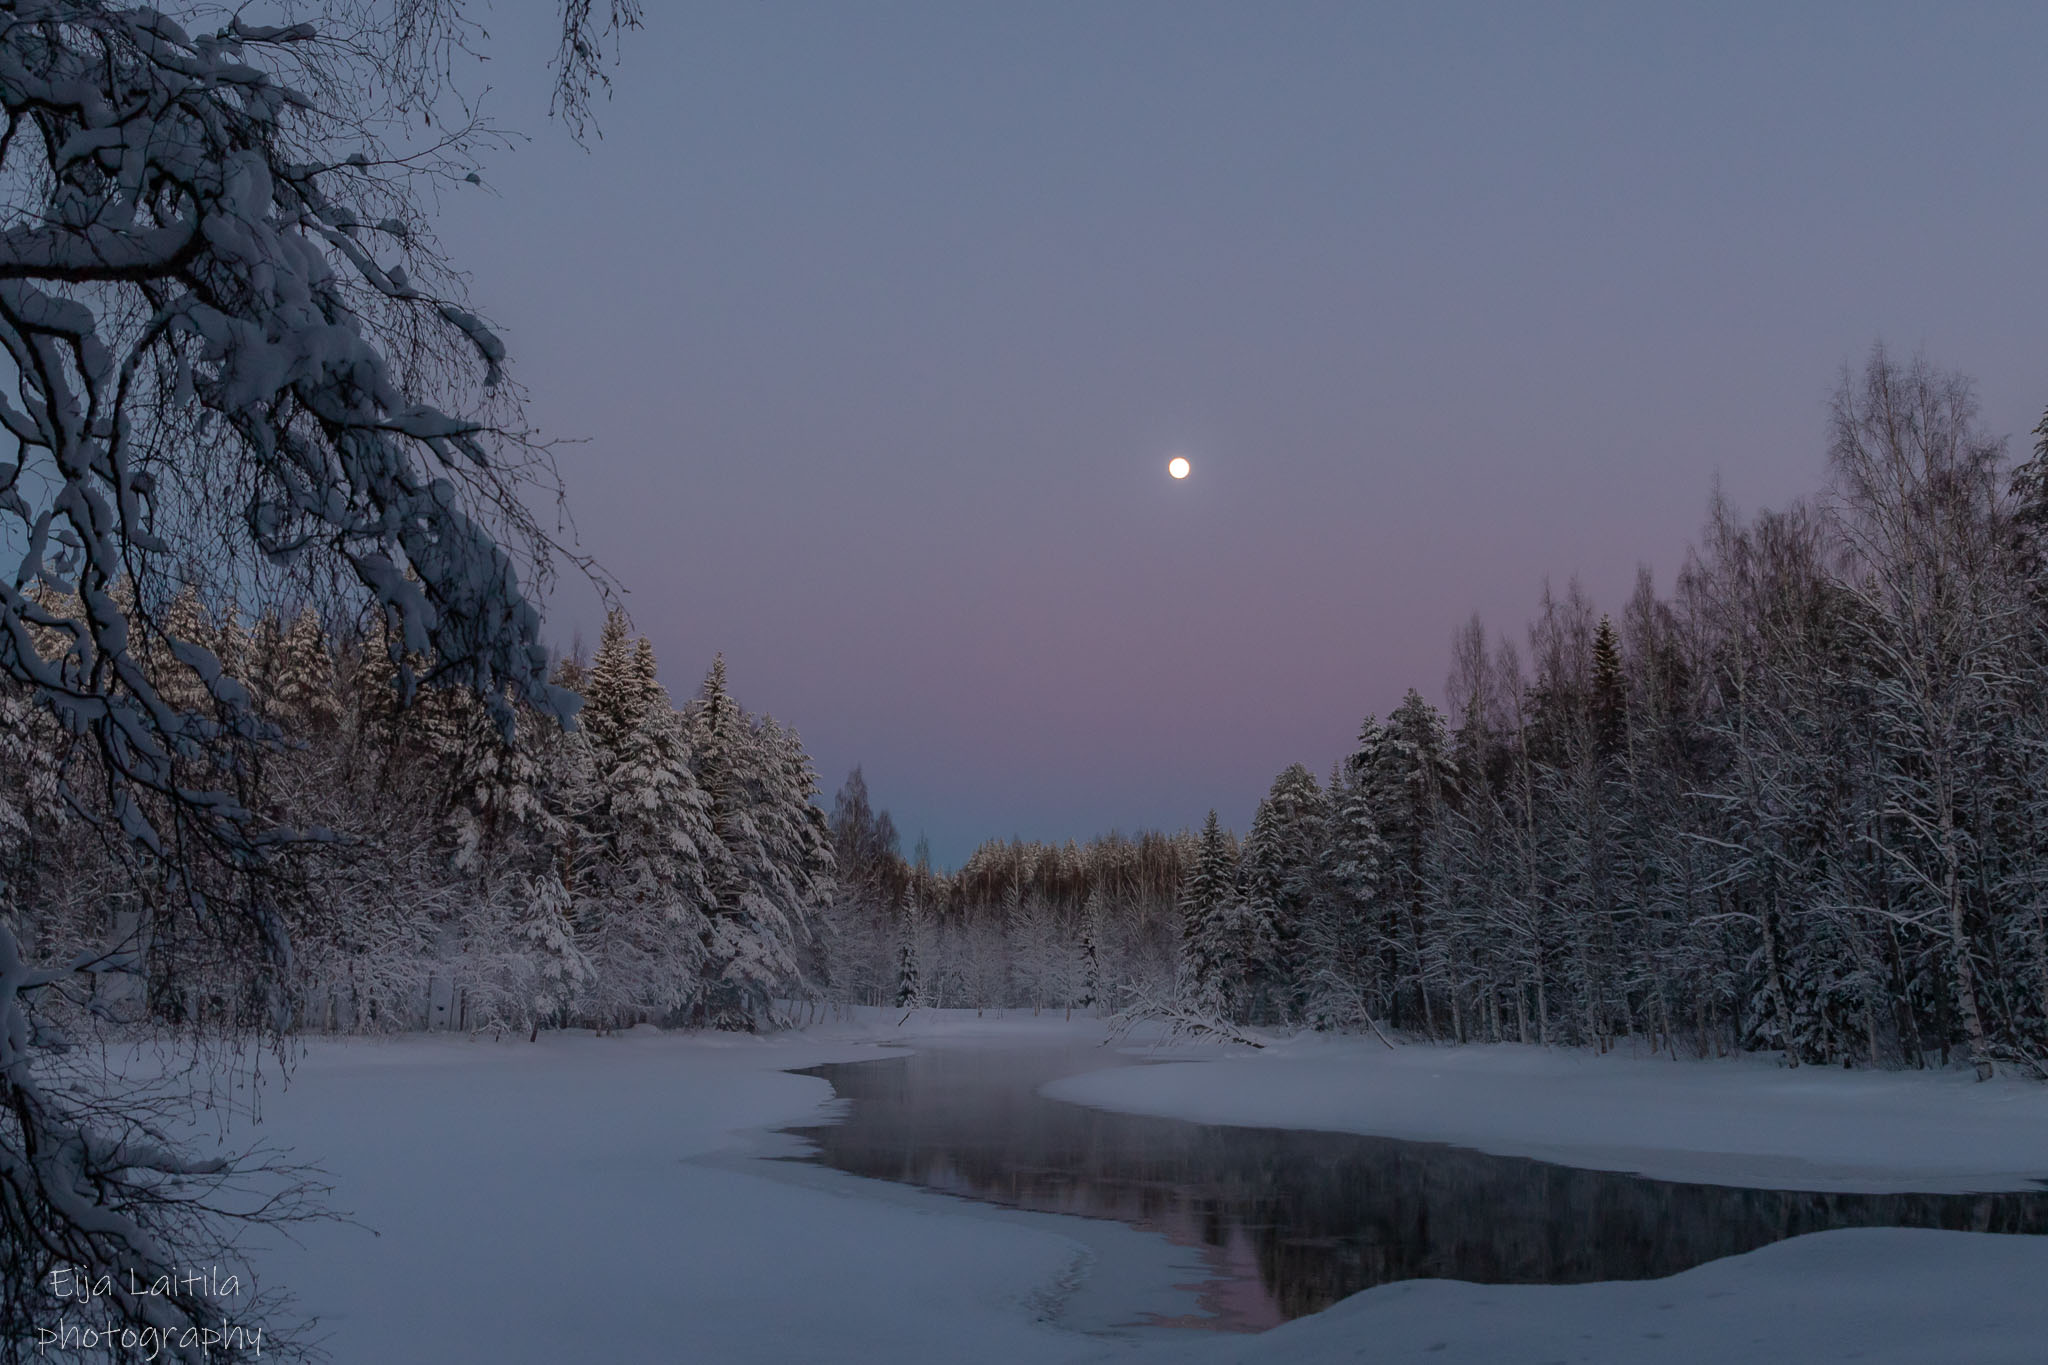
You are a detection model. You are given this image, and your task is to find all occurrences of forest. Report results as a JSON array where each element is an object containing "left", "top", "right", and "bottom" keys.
[
  {"left": 9, "top": 351, "right": 2042, "bottom": 1084},
  {"left": 823, "top": 352, "right": 2048, "bottom": 1081},
  {"left": 11, "top": 4, "right": 2046, "bottom": 1359},
  {"left": 1, "top": 603, "right": 834, "bottom": 1038}
]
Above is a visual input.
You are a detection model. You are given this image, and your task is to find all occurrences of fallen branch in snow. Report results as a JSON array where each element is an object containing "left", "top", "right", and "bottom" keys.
[
  {"left": 1363, "top": 1013, "right": 1398, "bottom": 1050},
  {"left": 1104, "top": 989, "right": 1266, "bottom": 1049}
]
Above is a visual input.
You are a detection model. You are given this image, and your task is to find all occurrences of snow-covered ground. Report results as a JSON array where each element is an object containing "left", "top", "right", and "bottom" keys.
[
  {"left": 1180, "top": 1227, "right": 2048, "bottom": 1365},
  {"left": 1045, "top": 1033, "right": 2048, "bottom": 1193},
  {"left": 237, "top": 1015, "right": 1092, "bottom": 1363},
  {"left": 205, "top": 1012, "right": 2048, "bottom": 1363}
]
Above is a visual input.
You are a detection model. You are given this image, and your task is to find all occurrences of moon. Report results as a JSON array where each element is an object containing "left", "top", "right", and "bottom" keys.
[{"left": 1168, "top": 456, "right": 1191, "bottom": 480}]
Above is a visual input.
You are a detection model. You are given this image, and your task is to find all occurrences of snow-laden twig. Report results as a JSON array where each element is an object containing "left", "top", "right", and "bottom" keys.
[{"left": 1104, "top": 984, "right": 1266, "bottom": 1050}]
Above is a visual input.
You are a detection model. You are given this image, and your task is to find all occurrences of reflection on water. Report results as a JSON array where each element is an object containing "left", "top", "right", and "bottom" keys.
[{"left": 782, "top": 1046, "right": 2048, "bottom": 1332}]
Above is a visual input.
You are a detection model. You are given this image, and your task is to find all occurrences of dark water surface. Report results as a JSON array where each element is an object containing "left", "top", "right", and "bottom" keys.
[{"left": 781, "top": 1045, "right": 2048, "bottom": 1332}]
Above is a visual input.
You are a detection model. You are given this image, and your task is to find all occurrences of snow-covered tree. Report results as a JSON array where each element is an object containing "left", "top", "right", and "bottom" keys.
[
  {"left": 821, "top": 768, "right": 904, "bottom": 1006},
  {"left": 271, "top": 608, "right": 341, "bottom": 732},
  {"left": 1076, "top": 886, "right": 1105, "bottom": 1013},
  {"left": 1238, "top": 763, "right": 1328, "bottom": 1023},
  {"left": 444, "top": 693, "right": 563, "bottom": 877},
  {"left": 689, "top": 656, "right": 820, "bottom": 1027},
  {"left": 1178, "top": 811, "right": 1239, "bottom": 1015},
  {"left": 1011, "top": 892, "right": 1062, "bottom": 1013},
  {"left": 1825, "top": 349, "right": 2018, "bottom": 1079},
  {"left": 893, "top": 900, "right": 923, "bottom": 1009},
  {"left": 0, "top": 3, "right": 622, "bottom": 1349},
  {"left": 510, "top": 871, "right": 591, "bottom": 1040},
  {"left": 566, "top": 623, "right": 715, "bottom": 1025},
  {"left": 1306, "top": 755, "right": 1389, "bottom": 1030}
]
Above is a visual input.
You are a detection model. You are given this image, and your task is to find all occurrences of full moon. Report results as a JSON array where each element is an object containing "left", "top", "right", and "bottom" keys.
[{"left": 1168, "top": 456, "right": 1191, "bottom": 480}]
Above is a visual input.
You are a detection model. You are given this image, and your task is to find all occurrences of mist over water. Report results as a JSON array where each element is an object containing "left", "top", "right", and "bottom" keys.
[{"left": 785, "top": 1046, "right": 2048, "bottom": 1332}]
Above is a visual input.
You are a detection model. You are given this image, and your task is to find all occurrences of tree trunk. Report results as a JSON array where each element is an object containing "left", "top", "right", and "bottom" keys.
[
  {"left": 1408, "top": 904, "right": 1436, "bottom": 1038},
  {"left": 2033, "top": 907, "right": 2048, "bottom": 1058},
  {"left": 1885, "top": 923, "right": 1925, "bottom": 1068},
  {"left": 1761, "top": 890, "right": 1797, "bottom": 1068},
  {"left": 1941, "top": 826, "right": 1994, "bottom": 1079},
  {"left": 1574, "top": 934, "right": 1600, "bottom": 1052}
]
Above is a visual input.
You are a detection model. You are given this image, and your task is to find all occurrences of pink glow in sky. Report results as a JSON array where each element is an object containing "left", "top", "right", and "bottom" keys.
[{"left": 436, "top": 3, "right": 2048, "bottom": 862}]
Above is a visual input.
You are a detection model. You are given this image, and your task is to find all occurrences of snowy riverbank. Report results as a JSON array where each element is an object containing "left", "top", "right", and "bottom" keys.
[
  {"left": 1045, "top": 1032, "right": 2048, "bottom": 1193},
  {"left": 197, "top": 1012, "right": 2048, "bottom": 1363}
]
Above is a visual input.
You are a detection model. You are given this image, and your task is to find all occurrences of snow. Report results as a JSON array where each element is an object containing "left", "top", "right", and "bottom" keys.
[
  {"left": 240, "top": 1020, "right": 1083, "bottom": 1364},
  {"left": 1043, "top": 1035, "right": 2048, "bottom": 1193},
  {"left": 211, "top": 1012, "right": 2048, "bottom": 1364},
  {"left": 1173, "top": 1228, "right": 2048, "bottom": 1365}
]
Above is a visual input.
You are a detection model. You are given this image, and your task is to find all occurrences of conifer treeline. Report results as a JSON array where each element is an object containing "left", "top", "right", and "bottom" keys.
[
  {"left": 821, "top": 771, "right": 1196, "bottom": 1014},
  {"left": 0, "top": 601, "right": 833, "bottom": 1035},
  {"left": 1259, "top": 353, "right": 2048, "bottom": 1078},
  {"left": 826, "top": 352, "right": 2048, "bottom": 1077}
]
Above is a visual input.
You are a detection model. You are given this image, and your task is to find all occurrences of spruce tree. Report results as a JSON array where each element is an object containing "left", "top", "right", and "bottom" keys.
[
  {"left": 1372, "top": 692, "right": 1454, "bottom": 1034},
  {"left": 273, "top": 607, "right": 339, "bottom": 732},
  {"left": 1178, "top": 810, "right": 1237, "bottom": 1015},
  {"left": 1590, "top": 613, "right": 1627, "bottom": 762},
  {"left": 579, "top": 608, "right": 637, "bottom": 754},
  {"left": 561, "top": 619, "right": 718, "bottom": 1025},
  {"left": 514, "top": 871, "right": 591, "bottom": 1040},
  {"left": 1077, "top": 886, "right": 1105, "bottom": 1012},
  {"left": 747, "top": 715, "right": 835, "bottom": 1003},
  {"left": 154, "top": 586, "right": 215, "bottom": 716},
  {"left": 1238, "top": 764, "right": 1328, "bottom": 1023},
  {"left": 1308, "top": 761, "right": 1389, "bottom": 1028},
  {"left": 894, "top": 888, "right": 924, "bottom": 1009},
  {"left": 445, "top": 696, "right": 561, "bottom": 877},
  {"left": 691, "top": 655, "right": 812, "bottom": 1027}
]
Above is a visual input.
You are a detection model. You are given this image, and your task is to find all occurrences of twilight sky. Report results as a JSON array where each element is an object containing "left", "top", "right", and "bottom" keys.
[{"left": 434, "top": 2, "right": 2048, "bottom": 865}]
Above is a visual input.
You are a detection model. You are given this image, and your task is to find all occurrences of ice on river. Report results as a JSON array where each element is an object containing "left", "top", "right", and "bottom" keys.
[{"left": 212, "top": 1009, "right": 2048, "bottom": 1363}]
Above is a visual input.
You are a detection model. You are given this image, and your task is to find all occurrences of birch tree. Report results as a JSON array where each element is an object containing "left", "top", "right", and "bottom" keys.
[
  {"left": 0, "top": 3, "right": 642, "bottom": 1352},
  {"left": 1826, "top": 349, "right": 2018, "bottom": 1079}
]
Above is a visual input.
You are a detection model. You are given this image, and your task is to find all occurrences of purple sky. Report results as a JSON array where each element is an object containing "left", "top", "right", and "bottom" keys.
[{"left": 435, "top": 2, "right": 2048, "bottom": 864}]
